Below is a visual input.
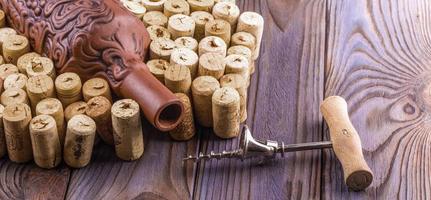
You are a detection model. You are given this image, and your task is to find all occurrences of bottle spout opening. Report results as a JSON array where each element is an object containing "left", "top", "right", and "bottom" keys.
[
  {"left": 155, "top": 100, "right": 184, "bottom": 131},
  {"left": 117, "top": 63, "right": 185, "bottom": 132}
]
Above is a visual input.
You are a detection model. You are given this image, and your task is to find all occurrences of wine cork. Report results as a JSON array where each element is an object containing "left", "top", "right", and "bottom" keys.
[
  {"left": 214, "top": 0, "right": 235, "bottom": 3},
  {"left": 149, "top": 38, "right": 177, "bottom": 61},
  {"left": 122, "top": 0, "right": 140, "bottom": 2},
  {"left": 3, "top": 103, "right": 33, "bottom": 163},
  {"left": 147, "top": 25, "right": 171, "bottom": 41},
  {"left": 36, "top": 98, "right": 65, "bottom": 146},
  {"left": 142, "top": 0, "right": 166, "bottom": 12},
  {"left": 0, "top": 10, "right": 5, "bottom": 28},
  {"left": 120, "top": 0, "right": 143, "bottom": 4},
  {"left": 0, "top": 77, "right": 3, "bottom": 93},
  {"left": 64, "top": 101, "right": 88, "bottom": 122},
  {"left": 220, "top": 74, "right": 247, "bottom": 122},
  {"left": 164, "top": 64, "right": 192, "bottom": 95},
  {"left": 0, "top": 104, "right": 5, "bottom": 158},
  {"left": 0, "top": 55, "right": 4, "bottom": 65},
  {"left": 147, "top": 59, "right": 170, "bottom": 83},
  {"left": 0, "top": 28, "right": 17, "bottom": 54},
  {"left": 205, "top": 19, "right": 231, "bottom": 46},
  {"left": 26, "top": 75, "right": 56, "bottom": 113},
  {"left": 190, "top": 11, "right": 214, "bottom": 41},
  {"left": 227, "top": 45, "right": 254, "bottom": 74},
  {"left": 168, "top": 14, "right": 195, "bottom": 40},
  {"left": 198, "top": 52, "right": 225, "bottom": 79},
  {"left": 3, "top": 35, "right": 30, "bottom": 65},
  {"left": 164, "top": 0, "right": 190, "bottom": 18},
  {"left": 212, "top": 87, "right": 240, "bottom": 138},
  {"left": 122, "top": 1, "right": 147, "bottom": 19},
  {"left": 29, "top": 114, "right": 61, "bottom": 169},
  {"left": 86, "top": 96, "right": 113, "bottom": 145},
  {"left": 198, "top": 36, "right": 227, "bottom": 56},
  {"left": 143, "top": 11, "right": 168, "bottom": 27},
  {"left": 224, "top": 54, "right": 249, "bottom": 84},
  {"left": 0, "top": 63, "right": 18, "bottom": 80},
  {"left": 17, "top": 52, "right": 41, "bottom": 75},
  {"left": 123, "top": 0, "right": 143, "bottom": 2},
  {"left": 64, "top": 114, "right": 96, "bottom": 168},
  {"left": 212, "top": 2, "right": 240, "bottom": 31},
  {"left": 169, "top": 93, "right": 195, "bottom": 140},
  {"left": 3, "top": 73, "right": 28, "bottom": 91},
  {"left": 175, "top": 36, "right": 198, "bottom": 52},
  {"left": 55, "top": 72, "right": 83, "bottom": 107},
  {"left": 112, "top": 99, "right": 144, "bottom": 161},
  {"left": 188, "top": 0, "right": 214, "bottom": 12},
  {"left": 236, "top": 12, "right": 264, "bottom": 60},
  {"left": 25, "top": 57, "right": 56, "bottom": 80},
  {"left": 227, "top": 45, "right": 252, "bottom": 58},
  {"left": 191, "top": 76, "right": 220, "bottom": 127},
  {"left": 82, "top": 78, "right": 112, "bottom": 102},
  {"left": 1, "top": 88, "right": 29, "bottom": 106},
  {"left": 170, "top": 48, "right": 199, "bottom": 79},
  {"left": 231, "top": 32, "right": 256, "bottom": 51}
]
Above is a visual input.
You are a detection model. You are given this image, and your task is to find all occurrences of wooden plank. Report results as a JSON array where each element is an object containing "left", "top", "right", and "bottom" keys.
[
  {"left": 193, "top": 0, "right": 327, "bottom": 199},
  {"left": 0, "top": 160, "right": 69, "bottom": 200},
  {"left": 323, "top": 0, "right": 431, "bottom": 198},
  {"left": 65, "top": 120, "right": 199, "bottom": 200}
]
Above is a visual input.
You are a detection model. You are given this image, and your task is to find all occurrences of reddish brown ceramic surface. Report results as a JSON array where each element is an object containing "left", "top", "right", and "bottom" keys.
[{"left": 0, "top": 0, "right": 184, "bottom": 131}]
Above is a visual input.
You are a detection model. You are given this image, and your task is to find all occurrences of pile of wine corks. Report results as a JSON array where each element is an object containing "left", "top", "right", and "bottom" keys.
[
  {"left": 0, "top": 12, "right": 145, "bottom": 169},
  {"left": 122, "top": 0, "right": 263, "bottom": 139}
]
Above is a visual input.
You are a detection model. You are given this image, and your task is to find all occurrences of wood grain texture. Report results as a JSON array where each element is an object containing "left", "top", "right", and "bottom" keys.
[
  {"left": 1, "top": 0, "right": 429, "bottom": 199},
  {"left": 0, "top": 160, "right": 69, "bottom": 200},
  {"left": 193, "top": 0, "right": 327, "bottom": 199},
  {"left": 323, "top": 0, "right": 431, "bottom": 198},
  {"left": 65, "top": 121, "right": 198, "bottom": 200}
]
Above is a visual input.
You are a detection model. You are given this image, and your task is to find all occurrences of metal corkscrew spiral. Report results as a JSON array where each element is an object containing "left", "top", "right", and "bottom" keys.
[{"left": 183, "top": 149, "right": 244, "bottom": 162}]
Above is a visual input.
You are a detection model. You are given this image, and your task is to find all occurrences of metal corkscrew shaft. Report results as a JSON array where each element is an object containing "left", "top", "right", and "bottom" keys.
[{"left": 276, "top": 141, "right": 333, "bottom": 154}]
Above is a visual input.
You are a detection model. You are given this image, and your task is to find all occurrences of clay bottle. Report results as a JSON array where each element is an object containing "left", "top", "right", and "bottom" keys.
[{"left": 0, "top": 0, "right": 184, "bottom": 131}]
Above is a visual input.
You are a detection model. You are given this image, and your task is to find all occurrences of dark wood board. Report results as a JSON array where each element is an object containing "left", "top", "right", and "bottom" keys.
[
  {"left": 323, "top": 0, "right": 431, "bottom": 199},
  {"left": 0, "top": 0, "right": 430, "bottom": 199},
  {"left": 0, "top": 159, "right": 69, "bottom": 200},
  {"left": 65, "top": 121, "right": 199, "bottom": 200},
  {"left": 193, "top": 0, "right": 327, "bottom": 199}
]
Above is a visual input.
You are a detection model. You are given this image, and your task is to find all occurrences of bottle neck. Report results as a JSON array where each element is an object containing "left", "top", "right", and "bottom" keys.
[{"left": 118, "top": 63, "right": 184, "bottom": 131}]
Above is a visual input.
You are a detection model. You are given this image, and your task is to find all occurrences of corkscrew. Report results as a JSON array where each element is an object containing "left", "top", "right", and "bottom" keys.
[
  {"left": 183, "top": 125, "right": 333, "bottom": 162},
  {"left": 184, "top": 96, "right": 374, "bottom": 191}
]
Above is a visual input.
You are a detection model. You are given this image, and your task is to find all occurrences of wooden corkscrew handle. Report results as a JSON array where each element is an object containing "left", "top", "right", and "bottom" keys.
[{"left": 320, "top": 96, "right": 373, "bottom": 191}]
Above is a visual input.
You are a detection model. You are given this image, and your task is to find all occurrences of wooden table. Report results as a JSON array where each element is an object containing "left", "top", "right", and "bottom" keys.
[{"left": 0, "top": 0, "right": 428, "bottom": 199}]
